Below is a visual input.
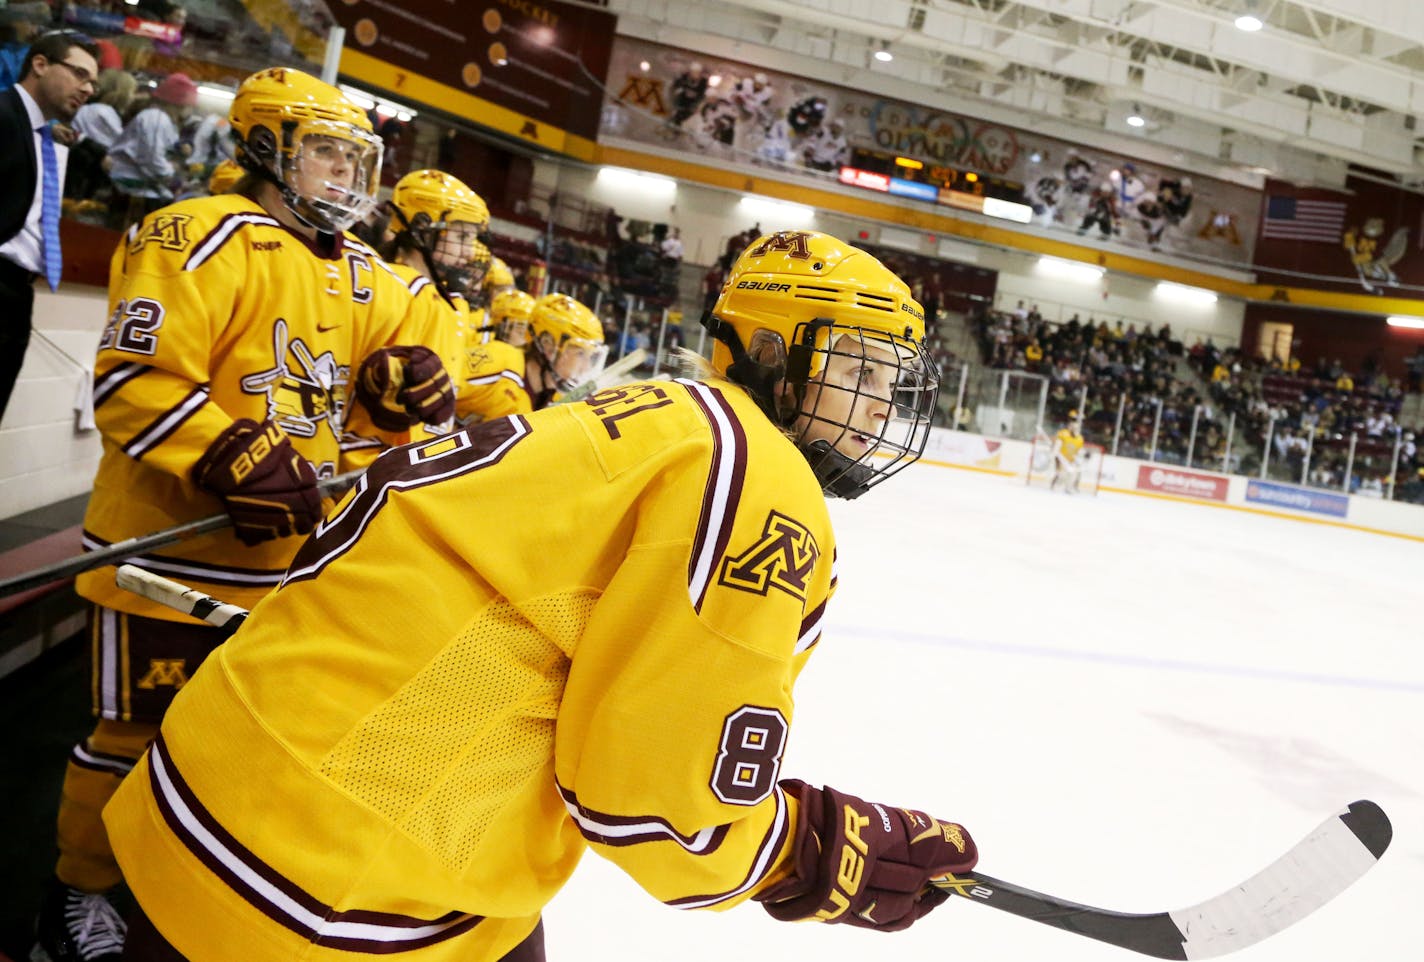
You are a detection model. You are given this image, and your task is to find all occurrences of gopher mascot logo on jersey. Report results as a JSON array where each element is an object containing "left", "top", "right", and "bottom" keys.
[
  {"left": 239, "top": 319, "right": 348, "bottom": 439},
  {"left": 718, "top": 510, "right": 820, "bottom": 601}
]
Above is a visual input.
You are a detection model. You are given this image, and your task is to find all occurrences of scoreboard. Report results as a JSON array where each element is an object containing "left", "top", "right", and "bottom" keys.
[{"left": 838, "top": 148, "right": 1032, "bottom": 223}]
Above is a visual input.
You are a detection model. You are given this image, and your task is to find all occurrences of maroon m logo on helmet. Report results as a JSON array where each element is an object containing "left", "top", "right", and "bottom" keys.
[
  {"left": 746, "top": 231, "right": 814, "bottom": 260},
  {"left": 718, "top": 510, "right": 820, "bottom": 601}
]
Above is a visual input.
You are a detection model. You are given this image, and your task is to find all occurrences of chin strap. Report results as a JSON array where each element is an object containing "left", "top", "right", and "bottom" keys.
[
  {"left": 699, "top": 311, "right": 783, "bottom": 421},
  {"left": 799, "top": 439, "right": 874, "bottom": 500},
  {"left": 386, "top": 203, "right": 460, "bottom": 309}
]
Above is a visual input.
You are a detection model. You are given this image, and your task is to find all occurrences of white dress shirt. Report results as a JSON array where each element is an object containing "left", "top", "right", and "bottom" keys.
[{"left": 0, "top": 84, "right": 68, "bottom": 276}]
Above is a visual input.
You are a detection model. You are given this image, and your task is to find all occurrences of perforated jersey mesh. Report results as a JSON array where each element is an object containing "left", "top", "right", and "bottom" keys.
[{"left": 320, "top": 594, "right": 595, "bottom": 870}]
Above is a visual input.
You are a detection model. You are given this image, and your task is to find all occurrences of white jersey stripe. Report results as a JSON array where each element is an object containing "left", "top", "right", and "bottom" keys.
[
  {"left": 680, "top": 380, "right": 738, "bottom": 609},
  {"left": 125, "top": 389, "right": 209, "bottom": 459},
  {"left": 184, "top": 213, "right": 281, "bottom": 271},
  {"left": 149, "top": 745, "right": 477, "bottom": 945},
  {"left": 670, "top": 785, "right": 790, "bottom": 909}
]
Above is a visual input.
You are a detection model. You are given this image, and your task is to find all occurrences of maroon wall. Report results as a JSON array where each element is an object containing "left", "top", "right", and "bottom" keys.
[{"left": 1242, "top": 302, "right": 1424, "bottom": 379}]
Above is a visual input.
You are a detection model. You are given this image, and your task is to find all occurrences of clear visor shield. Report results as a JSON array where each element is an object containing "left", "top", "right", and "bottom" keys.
[
  {"left": 498, "top": 318, "right": 531, "bottom": 347},
  {"left": 792, "top": 327, "right": 940, "bottom": 498},
  {"left": 285, "top": 123, "right": 382, "bottom": 232},
  {"left": 550, "top": 338, "right": 609, "bottom": 393}
]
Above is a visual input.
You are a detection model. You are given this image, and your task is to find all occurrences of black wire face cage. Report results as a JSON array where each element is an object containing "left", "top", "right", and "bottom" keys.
[{"left": 786, "top": 319, "right": 941, "bottom": 500}]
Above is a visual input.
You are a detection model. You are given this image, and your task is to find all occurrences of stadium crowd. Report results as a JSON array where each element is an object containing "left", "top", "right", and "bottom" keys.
[{"left": 970, "top": 304, "right": 1424, "bottom": 502}]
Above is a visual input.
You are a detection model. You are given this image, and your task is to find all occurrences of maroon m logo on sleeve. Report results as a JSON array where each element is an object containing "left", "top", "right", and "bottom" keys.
[{"left": 717, "top": 510, "right": 820, "bottom": 602}]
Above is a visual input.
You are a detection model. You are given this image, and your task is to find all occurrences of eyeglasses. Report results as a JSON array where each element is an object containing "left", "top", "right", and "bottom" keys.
[{"left": 50, "top": 60, "right": 98, "bottom": 91}]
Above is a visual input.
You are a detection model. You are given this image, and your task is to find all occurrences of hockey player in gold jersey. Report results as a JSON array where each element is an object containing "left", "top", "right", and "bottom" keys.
[
  {"left": 524, "top": 292, "right": 607, "bottom": 409},
  {"left": 357, "top": 168, "right": 503, "bottom": 440},
  {"left": 33, "top": 68, "right": 457, "bottom": 962},
  {"left": 1051, "top": 411, "right": 1088, "bottom": 493},
  {"left": 105, "top": 231, "right": 977, "bottom": 962},
  {"left": 490, "top": 288, "right": 535, "bottom": 347}
]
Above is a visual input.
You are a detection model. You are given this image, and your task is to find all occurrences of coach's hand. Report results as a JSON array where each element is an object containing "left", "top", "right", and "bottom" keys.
[
  {"left": 355, "top": 346, "right": 455, "bottom": 431},
  {"left": 755, "top": 780, "right": 977, "bottom": 932},
  {"left": 194, "top": 418, "right": 323, "bottom": 546}
]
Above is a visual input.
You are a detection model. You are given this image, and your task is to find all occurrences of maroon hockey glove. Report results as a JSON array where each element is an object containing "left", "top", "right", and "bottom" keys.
[
  {"left": 193, "top": 418, "right": 323, "bottom": 546},
  {"left": 755, "top": 780, "right": 977, "bottom": 932},
  {"left": 355, "top": 346, "right": 455, "bottom": 431}
]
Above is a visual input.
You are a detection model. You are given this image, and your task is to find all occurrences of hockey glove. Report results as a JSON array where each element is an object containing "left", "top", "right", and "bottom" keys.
[
  {"left": 355, "top": 346, "right": 456, "bottom": 431},
  {"left": 755, "top": 780, "right": 977, "bottom": 932},
  {"left": 193, "top": 419, "right": 323, "bottom": 546}
]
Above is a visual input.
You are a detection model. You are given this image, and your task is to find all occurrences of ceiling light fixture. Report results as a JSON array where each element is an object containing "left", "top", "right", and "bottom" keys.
[
  {"left": 1235, "top": 0, "right": 1264, "bottom": 31},
  {"left": 1126, "top": 105, "right": 1146, "bottom": 128},
  {"left": 874, "top": 46, "right": 893, "bottom": 63}
]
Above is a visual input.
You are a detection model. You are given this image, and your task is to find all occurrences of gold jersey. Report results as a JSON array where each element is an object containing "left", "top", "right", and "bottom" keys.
[
  {"left": 106, "top": 378, "right": 837, "bottom": 962},
  {"left": 80, "top": 194, "right": 431, "bottom": 618},
  {"left": 1055, "top": 427, "right": 1085, "bottom": 463},
  {"left": 462, "top": 338, "right": 531, "bottom": 421}
]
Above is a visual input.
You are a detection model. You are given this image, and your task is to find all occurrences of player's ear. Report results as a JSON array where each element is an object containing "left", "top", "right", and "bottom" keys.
[{"left": 745, "top": 328, "right": 787, "bottom": 374}]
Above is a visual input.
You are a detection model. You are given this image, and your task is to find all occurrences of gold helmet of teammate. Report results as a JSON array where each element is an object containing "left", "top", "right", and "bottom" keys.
[
  {"left": 484, "top": 256, "right": 516, "bottom": 296},
  {"left": 388, "top": 169, "right": 490, "bottom": 298},
  {"left": 228, "top": 67, "right": 381, "bottom": 232},
  {"left": 468, "top": 238, "right": 493, "bottom": 293},
  {"left": 529, "top": 293, "right": 607, "bottom": 392},
  {"left": 207, "top": 158, "right": 244, "bottom": 195},
  {"left": 704, "top": 229, "right": 939, "bottom": 499},
  {"left": 490, "top": 289, "right": 536, "bottom": 347}
]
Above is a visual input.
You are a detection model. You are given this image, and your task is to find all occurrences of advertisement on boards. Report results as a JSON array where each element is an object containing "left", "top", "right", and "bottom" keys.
[
  {"left": 1136, "top": 465, "right": 1229, "bottom": 501},
  {"left": 1244, "top": 480, "right": 1350, "bottom": 518}
]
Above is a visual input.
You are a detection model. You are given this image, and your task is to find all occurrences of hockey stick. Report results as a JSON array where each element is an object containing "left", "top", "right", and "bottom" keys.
[
  {"left": 114, "top": 564, "right": 250, "bottom": 636},
  {"left": 557, "top": 348, "right": 649, "bottom": 404},
  {"left": 0, "top": 469, "right": 364, "bottom": 599},
  {"left": 931, "top": 799, "right": 1390, "bottom": 959}
]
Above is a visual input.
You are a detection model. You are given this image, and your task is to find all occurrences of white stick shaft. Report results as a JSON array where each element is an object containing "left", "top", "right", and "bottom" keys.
[{"left": 115, "top": 564, "right": 250, "bottom": 634}]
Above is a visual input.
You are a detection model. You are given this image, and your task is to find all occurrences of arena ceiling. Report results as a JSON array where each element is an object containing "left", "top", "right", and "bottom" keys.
[{"left": 603, "top": 0, "right": 1424, "bottom": 188}]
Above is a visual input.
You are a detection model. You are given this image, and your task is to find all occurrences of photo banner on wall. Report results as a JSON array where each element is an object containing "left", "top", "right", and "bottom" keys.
[
  {"left": 330, "top": 0, "right": 616, "bottom": 155},
  {"left": 1252, "top": 174, "right": 1424, "bottom": 298},
  {"left": 599, "top": 37, "right": 1263, "bottom": 266}
]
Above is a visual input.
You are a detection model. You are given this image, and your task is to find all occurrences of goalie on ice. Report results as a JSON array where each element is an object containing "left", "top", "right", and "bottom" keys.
[{"left": 1050, "top": 411, "right": 1088, "bottom": 493}]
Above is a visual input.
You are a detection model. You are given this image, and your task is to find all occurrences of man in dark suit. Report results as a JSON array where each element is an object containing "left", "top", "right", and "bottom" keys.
[{"left": 0, "top": 29, "right": 99, "bottom": 424}]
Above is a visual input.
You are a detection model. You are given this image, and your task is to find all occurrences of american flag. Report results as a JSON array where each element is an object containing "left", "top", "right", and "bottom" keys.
[{"left": 1261, "top": 196, "right": 1348, "bottom": 243}]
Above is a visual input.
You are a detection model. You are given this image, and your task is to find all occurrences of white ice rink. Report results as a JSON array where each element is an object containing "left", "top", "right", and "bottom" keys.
[{"left": 543, "top": 461, "right": 1421, "bottom": 961}]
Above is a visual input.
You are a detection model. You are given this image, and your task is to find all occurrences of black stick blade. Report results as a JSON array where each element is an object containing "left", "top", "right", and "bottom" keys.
[{"left": 933, "top": 800, "right": 1391, "bottom": 959}]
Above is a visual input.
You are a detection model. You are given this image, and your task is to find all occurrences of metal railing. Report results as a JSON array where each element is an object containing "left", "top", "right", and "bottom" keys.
[{"left": 931, "top": 359, "right": 1422, "bottom": 504}]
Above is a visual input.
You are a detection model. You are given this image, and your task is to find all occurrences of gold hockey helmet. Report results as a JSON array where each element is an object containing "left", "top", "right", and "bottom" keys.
[
  {"left": 490, "top": 289, "right": 536, "bottom": 347},
  {"left": 206, "top": 158, "right": 244, "bottom": 195},
  {"left": 530, "top": 293, "right": 607, "bottom": 392},
  {"left": 485, "top": 256, "right": 516, "bottom": 295},
  {"left": 388, "top": 169, "right": 490, "bottom": 296},
  {"left": 228, "top": 67, "right": 381, "bottom": 233},
  {"left": 704, "top": 229, "right": 939, "bottom": 499}
]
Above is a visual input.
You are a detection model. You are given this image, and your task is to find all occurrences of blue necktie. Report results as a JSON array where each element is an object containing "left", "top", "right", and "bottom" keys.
[{"left": 39, "top": 123, "right": 63, "bottom": 292}]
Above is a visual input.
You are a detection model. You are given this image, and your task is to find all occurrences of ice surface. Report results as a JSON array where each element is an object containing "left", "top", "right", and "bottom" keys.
[{"left": 544, "top": 463, "right": 1420, "bottom": 961}]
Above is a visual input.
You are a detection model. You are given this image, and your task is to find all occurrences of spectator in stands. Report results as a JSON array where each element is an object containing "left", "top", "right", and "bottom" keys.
[
  {"left": 1, "top": 29, "right": 100, "bottom": 423},
  {"left": 659, "top": 226, "right": 683, "bottom": 261},
  {"left": 106, "top": 70, "right": 197, "bottom": 227},
  {"left": 1406, "top": 346, "right": 1424, "bottom": 393},
  {"left": 66, "top": 68, "right": 136, "bottom": 201}
]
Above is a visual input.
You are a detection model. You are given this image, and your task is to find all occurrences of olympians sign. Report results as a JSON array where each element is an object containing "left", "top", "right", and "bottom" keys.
[{"left": 330, "top": 0, "right": 615, "bottom": 157}]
